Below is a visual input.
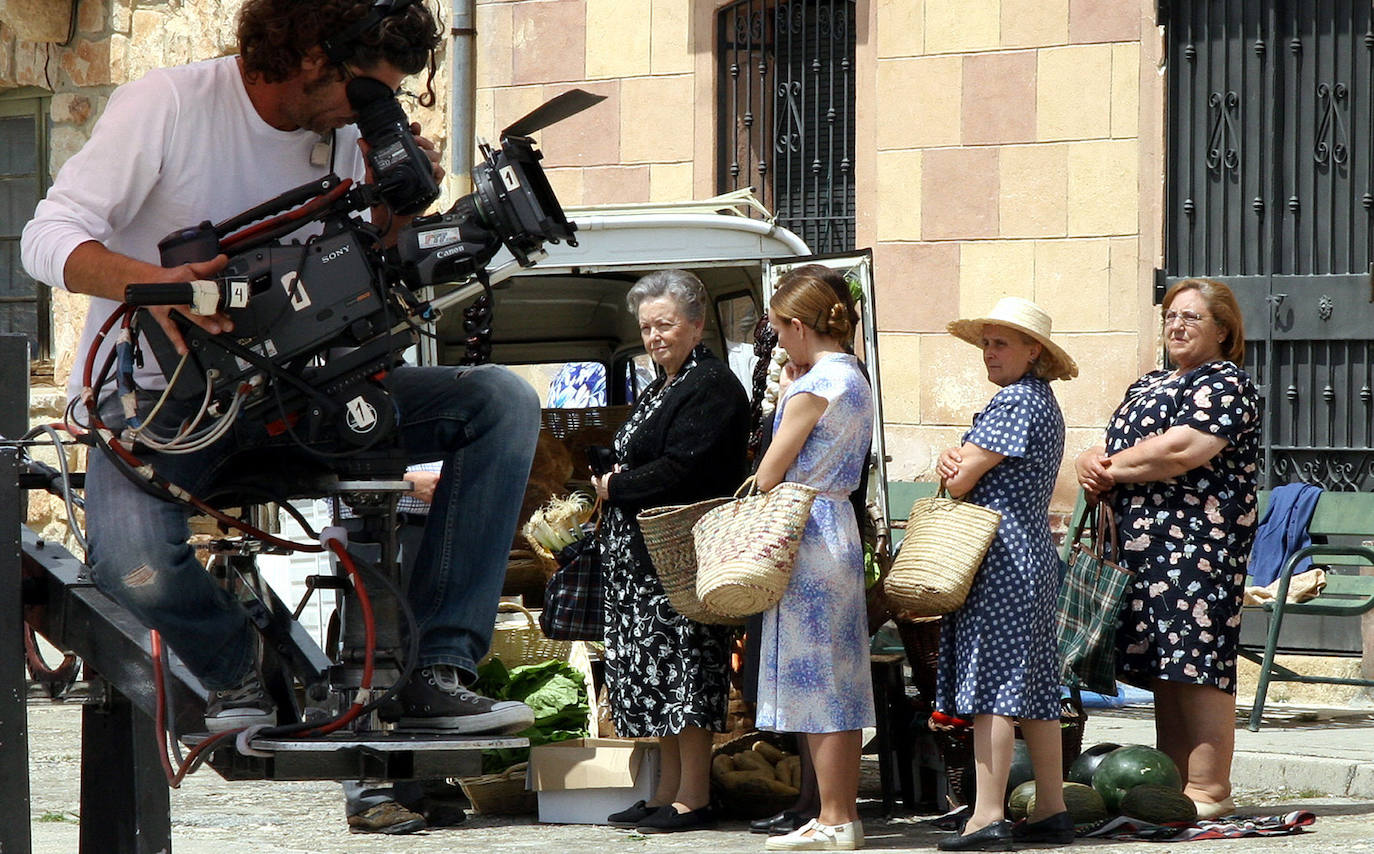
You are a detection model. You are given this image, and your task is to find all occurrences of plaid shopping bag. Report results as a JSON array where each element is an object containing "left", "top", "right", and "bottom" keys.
[
  {"left": 1055, "top": 502, "right": 1133, "bottom": 695},
  {"left": 539, "top": 523, "right": 604, "bottom": 641}
]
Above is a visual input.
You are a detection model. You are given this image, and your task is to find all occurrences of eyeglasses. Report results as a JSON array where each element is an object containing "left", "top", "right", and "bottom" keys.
[{"left": 1163, "top": 309, "right": 1210, "bottom": 327}]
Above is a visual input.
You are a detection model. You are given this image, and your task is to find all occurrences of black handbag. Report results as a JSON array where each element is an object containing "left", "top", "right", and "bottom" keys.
[{"left": 539, "top": 514, "right": 604, "bottom": 642}]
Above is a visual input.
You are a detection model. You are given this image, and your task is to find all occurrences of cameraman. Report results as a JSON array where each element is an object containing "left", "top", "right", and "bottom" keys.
[{"left": 21, "top": 0, "right": 538, "bottom": 782}]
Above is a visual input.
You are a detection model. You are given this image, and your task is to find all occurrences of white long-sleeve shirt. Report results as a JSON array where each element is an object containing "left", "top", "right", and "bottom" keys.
[{"left": 22, "top": 55, "right": 365, "bottom": 401}]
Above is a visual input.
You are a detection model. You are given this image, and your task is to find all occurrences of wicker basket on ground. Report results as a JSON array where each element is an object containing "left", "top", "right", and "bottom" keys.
[
  {"left": 928, "top": 696, "right": 1087, "bottom": 807},
  {"left": 483, "top": 602, "right": 573, "bottom": 667},
  {"left": 458, "top": 762, "right": 537, "bottom": 815},
  {"left": 710, "top": 729, "right": 801, "bottom": 819}
]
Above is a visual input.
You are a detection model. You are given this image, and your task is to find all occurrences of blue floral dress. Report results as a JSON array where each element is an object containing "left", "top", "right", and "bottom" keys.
[
  {"left": 755, "top": 352, "right": 875, "bottom": 733},
  {"left": 935, "top": 376, "right": 1065, "bottom": 721},
  {"left": 1106, "top": 360, "right": 1260, "bottom": 693}
]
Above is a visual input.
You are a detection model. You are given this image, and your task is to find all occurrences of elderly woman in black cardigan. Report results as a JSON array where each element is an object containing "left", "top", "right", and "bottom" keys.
[{"left": 592, "top": 269, "right": 750, "bottom": 833}]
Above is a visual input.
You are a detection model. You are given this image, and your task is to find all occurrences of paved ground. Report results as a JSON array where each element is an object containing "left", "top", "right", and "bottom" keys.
[{"left": 19, "top": 698, "right": 1374, "bottom": 853}]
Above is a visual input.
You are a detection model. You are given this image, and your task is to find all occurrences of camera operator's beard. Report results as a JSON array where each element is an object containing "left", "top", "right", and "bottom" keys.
[{"left": 286, "top": 65, "right": 357, "bottom": 135}]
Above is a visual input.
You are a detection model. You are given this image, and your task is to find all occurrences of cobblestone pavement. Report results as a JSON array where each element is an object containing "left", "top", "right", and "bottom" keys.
[{"left": 21, "top": 700, "right": 1374, "bottom": 854}]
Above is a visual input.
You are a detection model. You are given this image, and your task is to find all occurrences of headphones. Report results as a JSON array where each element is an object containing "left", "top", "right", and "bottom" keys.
[{"left": 321, "top": 0, "right": 417, "bottom": 65}]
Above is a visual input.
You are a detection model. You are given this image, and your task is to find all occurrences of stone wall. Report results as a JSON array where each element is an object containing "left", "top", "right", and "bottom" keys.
[{"left": 475, "top": 0, "right": 1165, "bottom": 511}]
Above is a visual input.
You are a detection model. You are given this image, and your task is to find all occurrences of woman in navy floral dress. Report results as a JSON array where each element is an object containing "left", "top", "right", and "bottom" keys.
[
  {"left": 934, "top": 298, "right": 1078, "bottom": 851},
  {"left": 1076, "top": 278, "right": 1259, "bottom": 820}
]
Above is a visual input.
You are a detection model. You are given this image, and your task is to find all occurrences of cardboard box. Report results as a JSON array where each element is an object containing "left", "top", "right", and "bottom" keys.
[{"left": 527, "top": 738, "right": 660, "bottom": 824}]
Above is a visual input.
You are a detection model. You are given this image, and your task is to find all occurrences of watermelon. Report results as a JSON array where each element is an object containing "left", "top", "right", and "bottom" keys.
[
  {"left": 1009, "top": 781, "right": 1108, "bottom": 826},
  {"left": 1006, "top": 740, "right": 1035, "bottom": 796},
  {"left": 1119, "top": 784, "right": 1198, "bottom": 824},
  {"left": 1092, "top": 745, "right": 1183, "bottom": 813},
  {"left": 1008, "top": 780, "right": 1037, "bottom": 820},
  {"left": 1067, "top": 742, "right": 1120, "bottom": 786}
]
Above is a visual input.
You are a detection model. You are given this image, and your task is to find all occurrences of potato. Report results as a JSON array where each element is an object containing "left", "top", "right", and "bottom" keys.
[
  {"left": 732, "top": 750, "right": 776, "bottom": 777},
  {"left": 752, "top": 740, "right": 785, "bottom": 764},
  {"left": 719, "top": 771, "right": 799, "bottom": 798},
  {"left": 711, "top": 753, "right": 735, "bottom": 781},
  {"left": 777, "top": 754, "right": 802, "bottom": 789}
]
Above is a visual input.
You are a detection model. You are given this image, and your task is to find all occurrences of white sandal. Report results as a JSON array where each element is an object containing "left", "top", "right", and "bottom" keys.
[{"left": 764, "top": 818, "right": 864, "bottom": 850}]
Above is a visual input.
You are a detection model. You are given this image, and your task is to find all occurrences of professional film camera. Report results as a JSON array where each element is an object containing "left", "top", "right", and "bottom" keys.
[{"left": 121, "top": 83, "right": 603, "bottom": 469}]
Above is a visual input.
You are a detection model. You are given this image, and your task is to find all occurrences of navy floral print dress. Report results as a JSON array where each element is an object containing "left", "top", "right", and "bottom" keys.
[
  {"left": 1105, "top": 360, "right": 1260, "bottom": 694},
  {"left": 935, "top": 376, "right": 1065, "bottom": 721}
]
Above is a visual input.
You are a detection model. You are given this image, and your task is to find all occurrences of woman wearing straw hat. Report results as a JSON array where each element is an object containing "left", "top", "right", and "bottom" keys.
[{"left": 933, "top": 297, "right": 1077, "bottom": 851}]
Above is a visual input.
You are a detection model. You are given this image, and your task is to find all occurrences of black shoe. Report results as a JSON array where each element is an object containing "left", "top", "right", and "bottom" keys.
[
  {"left": 1013, "top": 810, "right": 1075, "bottom": 844},
  {"left": 395, "top": 665, "right": 535, "bottom": 733},
  {"left": 608, "top": 800, "right": 660, "bottom": 828},
  {"left": 937, "top": 820, "right": 1015, "bottom": 851},
  {"left": 750, "top": 810, "right": 814, "bottom": 835},
  {"left": 636, "top": 804, "right": 716, "bottom": 833}
]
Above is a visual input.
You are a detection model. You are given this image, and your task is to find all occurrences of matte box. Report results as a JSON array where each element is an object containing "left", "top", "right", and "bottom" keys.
[{"left": 527, "top": 738, "right": 659, "bottom": 824}]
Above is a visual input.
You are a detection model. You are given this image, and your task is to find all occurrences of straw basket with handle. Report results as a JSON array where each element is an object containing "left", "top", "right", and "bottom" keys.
[
  {"left": 882, "top": 485, "right": 1001, "bottom": 618},
  {"left": 638, "top": 497, "right": 742, "bottom": 625},
  {"left": 692, "top": 476, "right": 818, "bottom": 619},
  {"left": 484, "top": 601, "right": 573, "bottom": 667}
]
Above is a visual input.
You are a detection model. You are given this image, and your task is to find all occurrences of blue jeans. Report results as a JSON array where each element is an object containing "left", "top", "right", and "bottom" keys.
[{"left": 84, "top": 363, "right": 540, "bottom": 689}]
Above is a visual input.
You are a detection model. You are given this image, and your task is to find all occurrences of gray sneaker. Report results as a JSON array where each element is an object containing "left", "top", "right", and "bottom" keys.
[
  {"left": 205, "top": 668, "right": 277, "bottom": 732},
  {"left": 397, "top": 665, "right": 535, "bottom": 734}
]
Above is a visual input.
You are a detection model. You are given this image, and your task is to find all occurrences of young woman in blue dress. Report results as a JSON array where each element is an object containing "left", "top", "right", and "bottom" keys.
[{"left": 754, "top": 267, "right": 875, "bottom": 851}]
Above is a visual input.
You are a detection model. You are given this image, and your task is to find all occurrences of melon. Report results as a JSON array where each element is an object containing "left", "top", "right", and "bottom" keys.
[
  {"left": 1067, "top": 742, "right": 1121, "bottom": 786},
  {"left": 1005, "top": 740, "right": 1035, "bottom": 796},
  {"left": 1008, "top": 781, "right": 1108, "bottom": 826},
  {"left": 1119, "top": 784, "right": 1198, "bottom": 824},
  {"left": 1008, "top": 780, "right": 1037, "bottom": 820},
  {"left": 1092, "top": 746, "right": 1183, "bottom": 813}
]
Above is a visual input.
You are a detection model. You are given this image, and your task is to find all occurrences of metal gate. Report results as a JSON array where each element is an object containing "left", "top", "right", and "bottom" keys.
[
  {"left": 1162, "top": 0, "right": 1374, "bottom": 491},
  {"left": 716, "top": 0, "right": 856, "bottom": 253}
]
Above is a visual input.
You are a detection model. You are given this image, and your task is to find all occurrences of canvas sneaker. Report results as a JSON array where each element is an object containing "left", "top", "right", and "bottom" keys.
[
  {"left": 396, "top": 664, "right": 535, "bottom": 734},
  {"left": 204, "top": 668, "right": 277, "bottom": 732}
]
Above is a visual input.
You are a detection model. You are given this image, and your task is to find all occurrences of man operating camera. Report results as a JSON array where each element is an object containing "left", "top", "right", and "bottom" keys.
[{"left": 21, "top": 0, "right": 540, "bottom": 832}]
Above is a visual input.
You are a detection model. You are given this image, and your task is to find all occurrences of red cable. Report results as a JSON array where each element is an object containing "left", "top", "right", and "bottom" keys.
[
  {"left": 219, "top": 179, "right": 353, "bottom": 252},
  {"left": 301, "top": 540, "right": 376, "bottom": 736}
]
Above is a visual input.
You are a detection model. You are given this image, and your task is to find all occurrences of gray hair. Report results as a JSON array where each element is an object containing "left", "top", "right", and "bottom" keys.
[{"left": 625, "top": 269, "right": 707, "bottom": 324}]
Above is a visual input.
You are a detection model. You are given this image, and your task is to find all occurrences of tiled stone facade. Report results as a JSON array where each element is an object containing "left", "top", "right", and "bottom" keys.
[{"left": 14, "top": 0, "right": 1166, "bottom": 520}]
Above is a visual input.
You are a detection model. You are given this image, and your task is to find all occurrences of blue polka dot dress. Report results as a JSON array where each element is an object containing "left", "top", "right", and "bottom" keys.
[{"left": 935, "top": 376, "right": 1065, "bottom": 721}]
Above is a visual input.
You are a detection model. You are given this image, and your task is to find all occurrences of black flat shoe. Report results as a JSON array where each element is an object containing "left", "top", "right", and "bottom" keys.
[
  {"left": 636, "top": 804, "right": 716, "bottom": 833},
  {"left": 749, "top": 809, "right": 814, "bottom": 834},
  {"left": 608, "top": 800, "right": 660, "bottom": 828},
  {"left": 1013, "top": 810, "right": 1075, "bottom": 844},
  {"left": 937, "top": 819, "right": 1015, "bottom": 852}
]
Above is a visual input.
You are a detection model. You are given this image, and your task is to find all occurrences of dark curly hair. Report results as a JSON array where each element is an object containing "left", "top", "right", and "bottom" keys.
[{"left": 238, "top": 0, "right": 442, "bottom": 107}]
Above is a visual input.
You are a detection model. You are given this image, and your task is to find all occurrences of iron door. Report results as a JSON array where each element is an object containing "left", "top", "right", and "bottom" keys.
[{"left": 1163, "top": 0, "right": 1374, "bottom": 491}]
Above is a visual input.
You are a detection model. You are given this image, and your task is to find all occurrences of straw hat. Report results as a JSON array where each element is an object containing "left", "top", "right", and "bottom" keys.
[{"left": 947, "top": 297, "right": 1078, "bottom": 381}]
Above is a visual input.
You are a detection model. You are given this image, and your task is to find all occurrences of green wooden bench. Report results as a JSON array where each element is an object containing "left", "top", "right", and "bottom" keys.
[
  {"left": 885, "top": 480, "right": 938, "bottom": 551},
  {"left": 1242, "top": 490, "right": 1374, "bottom": 731}
]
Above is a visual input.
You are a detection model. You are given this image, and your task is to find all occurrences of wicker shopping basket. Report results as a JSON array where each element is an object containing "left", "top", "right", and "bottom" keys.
[
  {"left": 882, "top": 489, "right": 1001, "bottom": 618},
  {"left": 638, "top": 497, "right": 743, "bottom": 625},
  {"left": 693, "top": 478, "right": 817, "bottom": 618}
]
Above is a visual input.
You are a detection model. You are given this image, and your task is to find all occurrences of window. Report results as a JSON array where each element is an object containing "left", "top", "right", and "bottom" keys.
[
  {"left": 717, "top": 0, "right": 857, "bottom": 253},
  {"left": 0, "top": 92, "right": 50, "bottom": 361}
]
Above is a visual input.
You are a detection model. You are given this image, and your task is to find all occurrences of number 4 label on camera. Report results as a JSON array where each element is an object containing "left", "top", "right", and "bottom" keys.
[{"left": 280, "top": 271, "right": 312, "bottom": 311}]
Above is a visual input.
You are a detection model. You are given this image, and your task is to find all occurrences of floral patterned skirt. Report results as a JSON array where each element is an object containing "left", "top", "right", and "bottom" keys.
[
  {"left": 1113, "top": 515, "right": 1246, "bottom": 694},
  {"left": 598, "top": 505, "right": 732, "bottom": 736}
]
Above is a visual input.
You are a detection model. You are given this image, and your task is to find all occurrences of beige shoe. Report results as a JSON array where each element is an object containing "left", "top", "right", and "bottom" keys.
[
  {"left": 765, "top": 818, "right": 864, "bottom": 850},
  {"left": 347, "top": 801, "right": 427, "bottom": 835},
  {"left": 1192, "top": 796, "right": 1236, "bottom": 821}
]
